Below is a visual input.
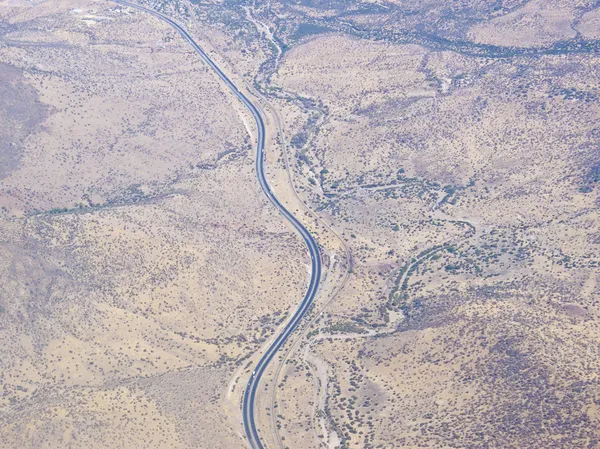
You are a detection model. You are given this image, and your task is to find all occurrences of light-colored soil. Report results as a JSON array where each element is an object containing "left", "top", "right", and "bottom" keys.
[
  {"left": 2, "top": 0, "right": 600, "bottom": 448},
  {"left": 0, "top": 1, "right": 308, "bottom": 448}
]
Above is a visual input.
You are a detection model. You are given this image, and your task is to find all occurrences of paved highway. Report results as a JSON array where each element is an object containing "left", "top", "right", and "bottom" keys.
[{"left": 111, "top": 2, "right": 322, "bottom": 448}]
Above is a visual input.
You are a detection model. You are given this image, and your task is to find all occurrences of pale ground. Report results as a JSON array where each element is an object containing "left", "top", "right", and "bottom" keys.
[
  {"left": 0, "top": 0, "right": 309, "bottom": 448},
  {"left": 2, "top": 0, "right": 600, "bottom": 448},
  {"left": 467, "top": 0, "right": 579, "bottom": 47},
  {"left": 267, "top": 29, "right": 600, "bottom": 449},
  {"left": 577, "top": 7, "right": 600, "bottom": 38}
]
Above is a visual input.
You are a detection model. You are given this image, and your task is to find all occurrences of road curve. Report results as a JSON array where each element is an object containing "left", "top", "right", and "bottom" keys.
[{"left": 110, "top": 2, "right": 322, "bottom": 448}]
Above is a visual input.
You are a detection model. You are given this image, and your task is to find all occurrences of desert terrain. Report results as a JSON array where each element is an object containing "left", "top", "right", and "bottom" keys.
[{"left": 1, "top": 0, "right": 600, "bottom": 448}]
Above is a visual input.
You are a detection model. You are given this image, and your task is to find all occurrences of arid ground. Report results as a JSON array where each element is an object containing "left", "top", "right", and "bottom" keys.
[{"left": 1, "top": 0, "right": 600, "bottom": 448}]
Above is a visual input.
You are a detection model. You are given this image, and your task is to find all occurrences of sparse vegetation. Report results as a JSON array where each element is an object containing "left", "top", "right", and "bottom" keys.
[{"left": 2, "top": 0, "right": 599, "bottom": 448}]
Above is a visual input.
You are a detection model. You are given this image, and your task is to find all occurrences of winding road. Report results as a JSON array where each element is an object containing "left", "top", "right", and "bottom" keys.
[{"left": 111, "top": 2, "right": 322, "bottom": 448}]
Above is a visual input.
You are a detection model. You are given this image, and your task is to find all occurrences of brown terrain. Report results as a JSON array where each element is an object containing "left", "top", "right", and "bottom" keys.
[{"left": 1, "top": 0, "right": 600, "bottom": 448}]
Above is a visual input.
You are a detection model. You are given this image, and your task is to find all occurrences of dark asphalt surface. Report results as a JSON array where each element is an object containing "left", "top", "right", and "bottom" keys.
[{"left": 111, "top": 2, "right": 322, "bottom": 448}]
